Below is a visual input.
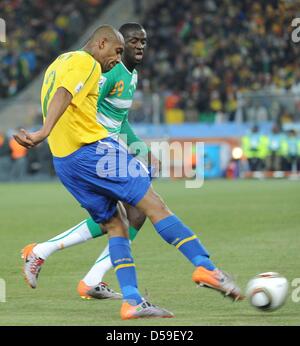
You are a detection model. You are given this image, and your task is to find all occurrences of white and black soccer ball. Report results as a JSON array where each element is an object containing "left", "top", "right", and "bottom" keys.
[{"left": 246, "top": 272, "right": 288, "bottom": 311}]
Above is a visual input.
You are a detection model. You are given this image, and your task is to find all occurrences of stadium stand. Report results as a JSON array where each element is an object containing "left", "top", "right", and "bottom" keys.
[
  {"left": 0, "top": 0, "right": 110, "bottom": 99},
  {"left": 0, "top": 0, "right": 300, "bottom": 181},
  {"left": 137, "top": 0, "right": 300, "bottom": 124}
]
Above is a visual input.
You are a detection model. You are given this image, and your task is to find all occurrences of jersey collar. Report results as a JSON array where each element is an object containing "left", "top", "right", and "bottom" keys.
[{"left": 120, "top": 61, "right": 136, "bottom": 75}]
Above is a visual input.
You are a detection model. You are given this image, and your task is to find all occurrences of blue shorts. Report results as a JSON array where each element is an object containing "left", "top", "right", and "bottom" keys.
[{"left": 53, "top": 137, "right": 151, "bottom": 223}]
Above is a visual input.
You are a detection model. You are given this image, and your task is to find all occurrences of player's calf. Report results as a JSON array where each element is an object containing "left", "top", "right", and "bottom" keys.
[{"left": 136, "top": 187, "right": 244, "bottom": 301}]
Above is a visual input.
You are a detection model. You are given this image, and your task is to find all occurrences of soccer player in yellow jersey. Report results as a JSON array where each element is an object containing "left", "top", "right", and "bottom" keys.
[
  {"left": 24, "top": 25, "right": 124, "bottom": 156},
  {"left": 16, "top": 25, "right": 243, "bottom": 320}
]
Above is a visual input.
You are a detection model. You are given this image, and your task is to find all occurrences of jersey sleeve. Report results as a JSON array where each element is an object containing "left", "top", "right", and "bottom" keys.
[
  {"left": 59, "top": 54, "right": 100, "bottom": 107},
  {"left": 120, "top": 116, "right": 149, "bottom": 156}
]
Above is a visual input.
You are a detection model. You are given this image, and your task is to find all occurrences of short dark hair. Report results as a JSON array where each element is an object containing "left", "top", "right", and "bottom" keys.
[{"left": 119, "top": 22, "right": 145, "bottom": 38}]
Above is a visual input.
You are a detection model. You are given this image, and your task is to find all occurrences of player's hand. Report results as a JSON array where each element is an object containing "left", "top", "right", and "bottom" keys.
[
  {"left": 148, "top": 151, "right": 161, "bottom": 177},
  {"left": 13, "top": 129, "right": 47, "bottom": 149}
]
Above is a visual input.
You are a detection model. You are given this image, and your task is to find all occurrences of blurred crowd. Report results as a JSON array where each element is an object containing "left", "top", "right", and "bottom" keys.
[
  {"left": 2, "top": 0, "right": 300, "bottom": 124},
  {"left": 136, "top": 0, "right": 300, "bottom": 123},
  {"left": 242, "top": 124, "right": 300, "bottom": 172},
  {"left": 0, "top": 0, "right": 108, "bottom": 98},
  {"left": 0, "top": 128, "right": 54, "bottom": 181}
]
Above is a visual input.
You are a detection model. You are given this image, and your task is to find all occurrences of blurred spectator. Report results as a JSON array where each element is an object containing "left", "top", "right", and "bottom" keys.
[
  {"left": 246, "top": 103, "right": 269, "bottom": 123},
  {"left": 225, "top": 92, "right": 238, "bottom": 122},
  {"left": 242, "top": 125, "right": 268, "bottom": 171},
  {"left": 27, "top": 141, "right": 54, "bottom": 177},
  {"left": 282, "top": 129, "right": 300, "bottom": 172},
  {"left": 0, "top": 126, "right": 58, "bottom": 181},
  {"left": 0, "top": 130, "right": 12, "bottom": 181},
  {"left": 265, "top": 124, "right": 284, "bottom": 171},
  {"left": 9, "top": 131, "right": 28, "bottom": 180},
  {"left": 242, "top": 125, "right": 300, "bottom": 173},
  {"left": 133, "top": 0, "right": 142, "bottom": 15}
]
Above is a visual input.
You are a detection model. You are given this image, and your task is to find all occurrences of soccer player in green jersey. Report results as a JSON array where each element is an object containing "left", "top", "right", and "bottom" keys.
[{"left": 21, "top": 23, "right": 156, "bottom": 299}]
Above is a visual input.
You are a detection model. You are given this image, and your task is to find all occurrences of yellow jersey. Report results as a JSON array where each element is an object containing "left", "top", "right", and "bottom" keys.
[{"left": 41, "top": 50, "right": 108, "bottom": 157}]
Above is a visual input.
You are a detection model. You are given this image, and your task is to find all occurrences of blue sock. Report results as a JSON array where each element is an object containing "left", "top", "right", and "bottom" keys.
[
  {"left": 154, "top": 215, "right": 216, "bottom": 270},
  {"left": 109, "top": 237, "right": 143, "bottom": 305}
]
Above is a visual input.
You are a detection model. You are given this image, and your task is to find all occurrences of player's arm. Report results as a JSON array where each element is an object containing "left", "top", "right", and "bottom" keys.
[
  {"left": 120, "top": 116, "right": 146, "bottom": 152},
  {"left": 14, "top": 88, "right": 72, "bottom": 148},
  {"left": 120, "top": 116, "right": 161, "bottom": 174}
]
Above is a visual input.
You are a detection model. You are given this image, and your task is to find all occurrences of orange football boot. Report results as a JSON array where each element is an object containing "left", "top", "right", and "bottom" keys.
[
  {"left": 77, "top": 280, "right": 122, "bottom": 300},
  {"left": 21, "top": 243, "right": 44, "bottom": 289},
  {"left": 121, "top": 300, "right": 174, "bottom": 320},
  {"left": 192, "top": 266, "right": 244, "bottom": 301}
]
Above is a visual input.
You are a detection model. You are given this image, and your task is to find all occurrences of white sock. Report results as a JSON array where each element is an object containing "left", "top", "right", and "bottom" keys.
[
  {"left": 83, "top": 244, "right": 112, "bottom": 286},
  {"left": 83, "top": 240, "right": 133, "bottom": 286},
  {"left": 33, "top": 219, "right": 92, "bottom": 260}
]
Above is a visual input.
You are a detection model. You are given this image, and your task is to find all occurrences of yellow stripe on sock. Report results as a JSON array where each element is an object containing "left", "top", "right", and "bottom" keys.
[
  {"left": 175, "top": 235, "right": 197, "bottom": 249},
  {"left": 114, "top": 263, "right": 136, "bottom": 272}
]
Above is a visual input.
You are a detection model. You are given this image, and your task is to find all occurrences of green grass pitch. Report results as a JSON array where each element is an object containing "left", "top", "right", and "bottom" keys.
[{"left": 0, "top": 179, "right": 299, "bottom": 326}]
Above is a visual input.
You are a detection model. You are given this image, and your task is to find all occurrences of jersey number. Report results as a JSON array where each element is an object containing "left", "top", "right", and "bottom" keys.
[
  {"left": 42, "top": 70, "right": 56, "bottom": 117},
  {"left": 110, "top": 80, "right": 124, "bottom": 97}
]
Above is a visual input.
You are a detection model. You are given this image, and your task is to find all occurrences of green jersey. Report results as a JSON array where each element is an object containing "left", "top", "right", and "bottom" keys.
[{"left": 97, "top": 62, "right": 144, "bottom": 148}]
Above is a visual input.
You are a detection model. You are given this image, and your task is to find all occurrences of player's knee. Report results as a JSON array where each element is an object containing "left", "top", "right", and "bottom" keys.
[
  {"left": 142, "top": 189, "right": 170, "bottom": 218},
  {"left": 150, "top": 201, "right": 169, "bottom": 218},
  {"left": 130, "top": 212, "right": 146, "bottom": 230},
  {"left": 100, "top": 225, "right": 109, "bottom": 234},
  {"left": 151, "top": 190, "right": 168, "bottom": 209},
  {"left": 102, "top": 211, "right": 129, "bottom": 238},
  {"left": 124, "top": 204, "right": 146, "bottom": 230}
]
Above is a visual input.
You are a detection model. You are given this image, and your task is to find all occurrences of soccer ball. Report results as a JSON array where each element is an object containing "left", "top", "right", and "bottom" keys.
[{"left": 246, "top": 272, "right": 288, "bottom": 311}]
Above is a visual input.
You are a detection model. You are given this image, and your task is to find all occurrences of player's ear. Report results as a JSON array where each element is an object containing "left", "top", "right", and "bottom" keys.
[{"left": 99, "top": 37, "right": 108, "bottom": 50}]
